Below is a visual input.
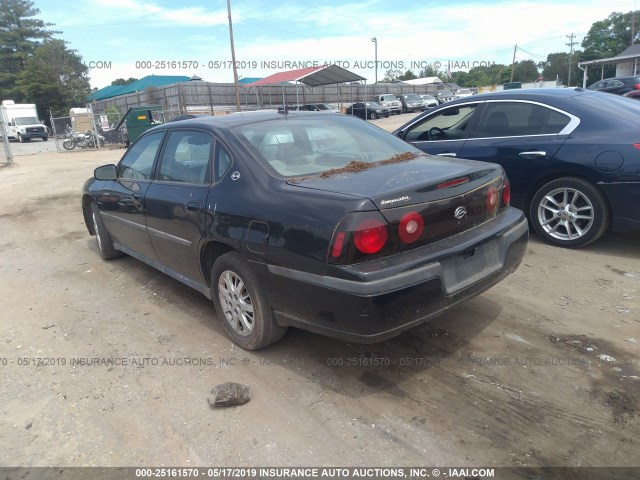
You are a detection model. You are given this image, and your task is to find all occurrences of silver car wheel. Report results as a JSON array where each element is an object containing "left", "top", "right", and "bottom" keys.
[
  {"left": 218, "top": 270, "right": 254, "bottom": 336},
  {"left": 537, "top": 187, "right": 594, "bottom": 241}
]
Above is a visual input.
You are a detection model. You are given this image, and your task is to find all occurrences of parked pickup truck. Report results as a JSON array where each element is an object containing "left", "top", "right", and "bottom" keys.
[{"left": 376, "top": 94, "right": 402, "bottom": 115}]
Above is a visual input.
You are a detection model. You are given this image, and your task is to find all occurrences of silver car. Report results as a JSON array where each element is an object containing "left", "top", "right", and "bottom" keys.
[{"left": 376, "top": 94, "right": 402, "bottom": 115}]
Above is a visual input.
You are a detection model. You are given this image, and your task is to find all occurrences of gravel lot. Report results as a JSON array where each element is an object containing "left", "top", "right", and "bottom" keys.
[{"left": 1, "top": 114, "right": 639, "bottom": 468}]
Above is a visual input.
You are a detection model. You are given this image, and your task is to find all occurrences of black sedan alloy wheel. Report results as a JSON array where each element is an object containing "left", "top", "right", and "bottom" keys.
[{"left": 212, "top": 252, "right": 286, "bottom": 350}]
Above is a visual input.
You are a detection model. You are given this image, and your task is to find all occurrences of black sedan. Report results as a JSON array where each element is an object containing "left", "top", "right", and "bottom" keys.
[
  {"left": 82, "top": 111, "right": 527, "bottom": 349},
  {"left": 346, "top": 101, "right": 390, "bottom": 119},
  {"left": 393, "top": 88, "right": 640, "bottom": 247},
  {"left": 587, "top": 76, "right": 640, "bottom": 95},
  {"left": 397, "top": 93, "right": 426, "bottom": 113}
]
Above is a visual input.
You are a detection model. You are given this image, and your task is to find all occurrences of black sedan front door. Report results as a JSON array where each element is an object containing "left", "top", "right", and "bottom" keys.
[
  {"left": 397, "top": 103, "right": 481, "bottom": 158},
  {"left": 98, "top": 131, "right": 165, "bottom": 261}
]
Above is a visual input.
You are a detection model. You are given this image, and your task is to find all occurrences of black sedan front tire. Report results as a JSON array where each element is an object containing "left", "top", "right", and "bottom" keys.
[
  {"left": 529, "top": 177, "right": 610, "bottom": 248},
  {"left": 369, "top": 112, "right": 378, "bottom": 120},
  {"left": 212, "top": 252, "right": 287, "bottom": 350},
  {"left": 91, "top": 203, "right": 122, "bottom": 260}
]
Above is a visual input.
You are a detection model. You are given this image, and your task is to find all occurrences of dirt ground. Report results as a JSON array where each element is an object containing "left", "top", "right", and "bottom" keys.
[{"left": 0, "top": 124, "right": 639, "bottom": 469}]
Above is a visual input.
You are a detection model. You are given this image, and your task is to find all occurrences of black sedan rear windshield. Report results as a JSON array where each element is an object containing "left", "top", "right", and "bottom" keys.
[{"left": 231, "top": 115, "right": 423, "bottom": 177}]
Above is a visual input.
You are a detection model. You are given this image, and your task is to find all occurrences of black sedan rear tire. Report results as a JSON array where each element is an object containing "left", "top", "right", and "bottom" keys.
[
  {"left": 369, "top": 112, "right": 378, "bottom": 120},
  {"left": 529, "top": 177, "right": 610, "bottom": 248},
  {"left": 212, "top": 252, "right": 287, "bottom": 350}
]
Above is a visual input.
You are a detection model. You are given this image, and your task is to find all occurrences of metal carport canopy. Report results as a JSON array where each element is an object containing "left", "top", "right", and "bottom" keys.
[{"left": 242, "top": 64, "right": 366, "bottom": 87}]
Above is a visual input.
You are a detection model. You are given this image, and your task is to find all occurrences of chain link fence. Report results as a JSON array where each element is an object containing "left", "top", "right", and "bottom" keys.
[
  {"left": 50, "top": 106, "right": 128, "bottom": 153},
  {"left": 0, "top": 120, "right": 14, "bottom": 166}
]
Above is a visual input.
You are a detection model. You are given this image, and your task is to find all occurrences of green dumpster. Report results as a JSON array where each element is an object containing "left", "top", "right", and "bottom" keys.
[
  {"left": 124, "top": 106, "right": 164, "bottom": 144},
  {"left": 503, "top": 82, "right": 522, "bottom": 90}
]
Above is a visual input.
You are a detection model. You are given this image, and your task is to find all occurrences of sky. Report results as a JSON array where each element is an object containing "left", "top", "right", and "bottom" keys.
[{"left": 33, "top": 0, "right": 628, "bottom": 89}]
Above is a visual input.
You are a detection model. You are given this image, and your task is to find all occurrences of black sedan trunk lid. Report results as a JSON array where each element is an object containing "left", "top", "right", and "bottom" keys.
[
  {"left": 289, "top": 156, "right": 508, "bottom": 253},
  {"left": 287, "top": 156, "right": 501, "bottom": 209}
]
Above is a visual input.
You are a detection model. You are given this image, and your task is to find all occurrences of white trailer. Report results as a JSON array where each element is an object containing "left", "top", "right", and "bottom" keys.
[{"left": 0, "top": 100, "right": 48, "bottom": 142}]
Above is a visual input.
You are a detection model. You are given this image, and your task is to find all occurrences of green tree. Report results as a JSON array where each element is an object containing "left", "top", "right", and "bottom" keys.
[
  {"left": 382, "top": 69, "right": 402, "bottom": 82},
  {"left": 0, "top": 0, "right": 56, "bottom": 99},
  {"left": 511, "top": 60, "right": 540, "bottom": 83},
  {"left": 538, "top": 51, "right": 584, "bottom": 86},
  {"left": 581, "top": 11, "right": 639, "bottom": 60},
  {"left": 450, "top": 64, "right": 509, "bottom": 87},
  {"left": 15, "top": 39, "right": 90, "bottom": 116},
  {"left": 418, "top": 66, "right": 441, "bottom": 78},
  {"left": 397, "top": 70, "right": 417, "bottom": 81},
  {"left": 581, "top": 10, "right": 639, "bottom": 78},
  {"left": 111, "top": 77, "right": 138, "bottom": 86}
]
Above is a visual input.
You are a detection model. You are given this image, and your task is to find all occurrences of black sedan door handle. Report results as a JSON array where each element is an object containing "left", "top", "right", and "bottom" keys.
[
  {"left": 184, "top": 201, "right": 202, "bottom": 214},
  {"left": 519, "top": 151, "right": 547, "bottom": 157}
]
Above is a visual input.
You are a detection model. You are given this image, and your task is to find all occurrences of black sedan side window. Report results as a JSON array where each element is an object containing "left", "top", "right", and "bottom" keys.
[
  {"left": 405, "top": 105, "right": 478, "bottom": 141},
  {"left": 157, "top": 130, "right": 212, "bottom": 184},
  {"left": 215, "top": 142, "right": 232, "bottom": 181},
  {"left": 118, "top": 132, "right": 164, "bottom": 179},
  {"left": 475, "top": 103, "right": 570, "bottom": 138}
]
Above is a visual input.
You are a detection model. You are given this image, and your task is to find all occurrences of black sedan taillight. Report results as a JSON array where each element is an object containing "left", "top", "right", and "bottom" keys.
[
  {"left": 329, "top": 211, "right": 394, "bottom": 264},
  {"left": 502, "top": 177, "right": 511, "bottom": 207},
  {"left": 328, "top": 175, "right": 511, "bottom": 265}
]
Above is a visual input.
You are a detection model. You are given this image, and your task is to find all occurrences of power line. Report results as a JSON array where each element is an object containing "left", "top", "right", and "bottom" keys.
[{"left": 516, "top": 46, "right": 547, "bottom": 60}]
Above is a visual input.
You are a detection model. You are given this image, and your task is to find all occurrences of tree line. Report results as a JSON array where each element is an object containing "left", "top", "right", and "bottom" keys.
[
  {"left": 0, "top": 1, "right": 638, "bottom": 116},
  {"left": 385, "top": 11, "right": 636, "bottom": 87}
]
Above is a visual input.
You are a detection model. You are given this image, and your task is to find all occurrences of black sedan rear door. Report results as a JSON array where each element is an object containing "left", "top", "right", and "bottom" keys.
[
  {"left": 458, "top": 100, "right": 577, "bottom": 208},
  {"left": 144, "top": 130, "right": 214, "bottom": 283}
]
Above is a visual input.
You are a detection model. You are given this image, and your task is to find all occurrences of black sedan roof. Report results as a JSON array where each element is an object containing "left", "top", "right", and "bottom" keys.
[
  {"left": 455, "top": 87, "right": 590, "bottom": 102},
  {"left": 154, "top": 110, "right": 338, "bottom": 131},
  {"left": 411, "top": 87, "right": 640, "bottom": 126}
]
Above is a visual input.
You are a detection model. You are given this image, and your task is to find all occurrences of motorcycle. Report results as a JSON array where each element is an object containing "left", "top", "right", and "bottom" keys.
[{"left": 62, "top": 126, "right": 105, "bottom": 150}]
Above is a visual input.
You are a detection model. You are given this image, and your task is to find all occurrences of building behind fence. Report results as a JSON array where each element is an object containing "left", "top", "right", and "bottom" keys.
[
  {"left": 90, "top": 80, "right": 456, "bottom": 119},
  {"left": 49, "top": 79, "right": 462, "bottom": 152}
]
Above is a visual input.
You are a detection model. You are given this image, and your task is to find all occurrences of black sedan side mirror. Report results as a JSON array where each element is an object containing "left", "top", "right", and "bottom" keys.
[
  {"left": 94, "top": 164, "right": 117, "bottom": 180},
  {"left": 394, "top": 130, "right": 406, "bottom": 140}
]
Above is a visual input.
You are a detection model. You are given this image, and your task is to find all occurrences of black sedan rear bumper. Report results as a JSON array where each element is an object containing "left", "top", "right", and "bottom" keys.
[{"left": 263, "top": 208, "right": 528, "bottom": 343}]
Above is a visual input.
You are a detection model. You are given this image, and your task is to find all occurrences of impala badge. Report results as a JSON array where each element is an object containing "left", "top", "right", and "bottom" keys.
[{"left": 454, "top": 206, "right": 467, "bottom": 220}]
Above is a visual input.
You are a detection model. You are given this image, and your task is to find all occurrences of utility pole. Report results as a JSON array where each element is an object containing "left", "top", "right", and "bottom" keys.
[
  {"left": 510, "top": 44, "right": 517, "bottom": 82},
  {"left": 227, "top": 0, "right": 241, "bottom": 112},
  {"left": 371, "top": 37, "right": 378, "bottom": 84},
  {"left": 632, "top": 7, "right": 636, "bottom": 46},
  {"left": 566, "top": 33, "right": 576, "bottom": 87}
]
